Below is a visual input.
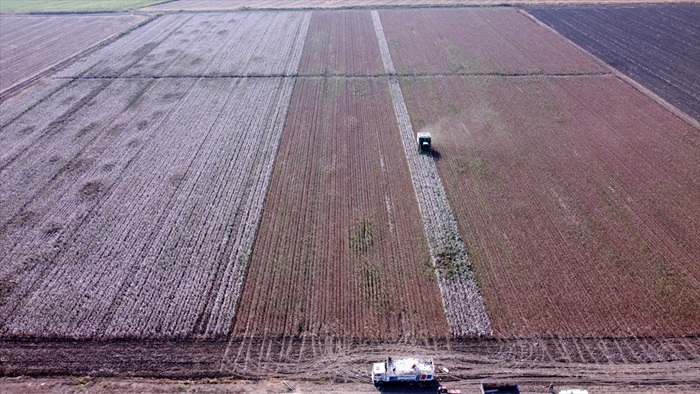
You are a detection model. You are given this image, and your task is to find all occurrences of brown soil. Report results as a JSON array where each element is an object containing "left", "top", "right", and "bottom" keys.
[
  {"left": 400, "top": 73, "right": 700, "bottom": 338},
  {"left": 2, "top": 6, "right": 700, "bottom": 391},
  {"left": 2, "top": 337, "right": 700, "bottom": 391},
  {"left": 233, "top": 76, "right": 449, "bottom": 340}
]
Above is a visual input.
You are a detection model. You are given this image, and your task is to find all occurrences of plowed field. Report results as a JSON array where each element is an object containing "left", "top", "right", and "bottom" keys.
[
  {"left": 398, "top": 74, "right": 700, "bottom": 338},
  {"left": 528, "top": 4, "right": 700, "bottom": 121}
]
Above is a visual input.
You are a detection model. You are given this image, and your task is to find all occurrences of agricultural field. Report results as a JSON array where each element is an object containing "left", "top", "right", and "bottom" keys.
[
  {"left": 1, "top": 2, "right": 700, "bottom": 390},
  {"left": 141, "top": 0, "right": 700, "bottom": 11},
  {"left": 381, "top": 6, "right": 700, "bottom": 338},
  {"left": 398, "top": 74, "right": 700, "bottom": 338},
  {"left": 379, "top": 7, "right": 604, "bottom": 76},
  {"left": 297, "top": 10, "right": 384, "bottom": 76},
  {"left": 0, "top": 0, "right": 169, "bottom": 13},
  {"left": 528, "top": 4, "right": 700, "bottom": 121},
  {"left": 232, "top": 76, "right": 451, "bottom": 340},
  {"left": 0, "top": 14, "right": 146, "bottom": 93},
  {"left": 0, "top": 12, "right": 308, "bottom": 339}
]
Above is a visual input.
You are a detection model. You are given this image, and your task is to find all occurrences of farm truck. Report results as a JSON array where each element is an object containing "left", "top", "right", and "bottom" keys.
[
  {"left": 371, "top": 356, "right": 435, "bottom": 385},
  {"left": 417, "top": 131, "right": 432, "bottom": 151}
]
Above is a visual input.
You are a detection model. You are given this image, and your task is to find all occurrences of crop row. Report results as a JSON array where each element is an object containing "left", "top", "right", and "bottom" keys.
[
  {"left": 297, "top": 10, "right": 383, "bottom": 76},
  {"left": 372, "top": 11, "right": 492, "bottom": 336},
  {"left": 57, "top": 12, "right": 311, "bottom": 79},
  {"left": 0, "top": 14, "right": 145, "bottom": 92},
  {"left": 399, "top": 74, "right": 700, "bottom": 337},
  {"left": 378, "top": 7, "right": 604, "bottom": 76},
  {"left": 1, "top": 7, "right": 312, "bottom": 338},
  {"left": 0, "top": 77, "right": 297, "bottom": 338},
  {"left": 233, "top": 77, "right": 450, "bottom": 340},
  {"left": 528, "top": 4, "right": 700, "bottom": 121}
]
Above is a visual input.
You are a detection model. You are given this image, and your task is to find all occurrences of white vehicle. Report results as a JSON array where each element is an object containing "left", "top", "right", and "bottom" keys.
[{"left": 372, "top": 357, "right": 435, "bottom": 384}]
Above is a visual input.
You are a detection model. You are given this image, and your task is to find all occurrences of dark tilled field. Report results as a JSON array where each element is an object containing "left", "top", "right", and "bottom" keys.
[{"left": 527, "top": 4, "right": 700, "bottom": 121}]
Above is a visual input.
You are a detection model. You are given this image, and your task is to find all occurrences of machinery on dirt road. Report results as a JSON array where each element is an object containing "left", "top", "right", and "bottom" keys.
[
  {"left": 417, "top": 131, "right": 432, "bottom": 152},
  {"left": 371, "top": 356, "right": 435, "bottom": 385},
  {"left": 438, "top": 386, "right": 462, "bottom": 394}
]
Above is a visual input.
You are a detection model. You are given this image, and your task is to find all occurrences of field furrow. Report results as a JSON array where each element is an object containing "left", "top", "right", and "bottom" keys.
[
  {"left": 378, "top": 7, "right": 604, "bottom": 76},
  {"left": 398, "top": 75, "right": 700, "bottom": 337},
  {"left": 372, "top": 10, "right": 492, "bottom": 336},
  {"left": 232, "top": 76, "right": 449, "bottom": 340},
  {"left": 297, "top": 10, "right": 383, "bottom": 76},
  {"left": 0, "top": 14, "right": 146, "bottom": 93}
]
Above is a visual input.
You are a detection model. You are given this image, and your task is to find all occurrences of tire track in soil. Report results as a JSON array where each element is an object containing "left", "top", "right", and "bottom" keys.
[
  {"left": 212, "top": 336, "right": 700, "bottom": 382},
  {"left": 371, "top": 9, "right": 492, "bottom": 337}
]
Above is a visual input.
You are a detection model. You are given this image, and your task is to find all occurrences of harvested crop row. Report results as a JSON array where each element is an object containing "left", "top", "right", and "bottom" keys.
[
  {"left": 232, "top": 77, "right": 450, "bottom": 340},
  {"left": 378, "top": 7, "right": 604, "bottom": 76},
  {"left": 372, "top": 10, "right": 491, "bottom": 336},
  {"left": 0, "top": 14, "right": 146, "bottom": 92},
  {"left": 297, "top": 10, "right": 383, "bottom": 76},
  {"left": 398, "top": 75, "right": 700, "bottom": 338}
]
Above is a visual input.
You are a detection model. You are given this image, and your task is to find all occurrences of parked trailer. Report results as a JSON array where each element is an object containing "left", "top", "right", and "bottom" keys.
[
  {"left": 481, "top": 382, "right": 520, "bottom": 394},
  {"left": 372, "top": 357, "right": 435, "bottom": 385}
]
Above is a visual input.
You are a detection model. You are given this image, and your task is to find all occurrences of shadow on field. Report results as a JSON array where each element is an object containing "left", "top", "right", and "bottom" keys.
[
  {"left": 374, "top": 380, "right": 441, "bottom": 393},
  {"left": 419, "top": 149, "right": 442, "bottom": 161}
]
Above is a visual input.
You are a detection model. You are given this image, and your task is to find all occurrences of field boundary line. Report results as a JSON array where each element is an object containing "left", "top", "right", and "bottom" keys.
[
  {"left": 519, "top": 9, "right": 700, "bottom": 132},
  {"left": 371, "top": 10, "right": 492, "bottom": 336},
  {"left": 51, "top": 70, "right": 610, "bottom": 80}
]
